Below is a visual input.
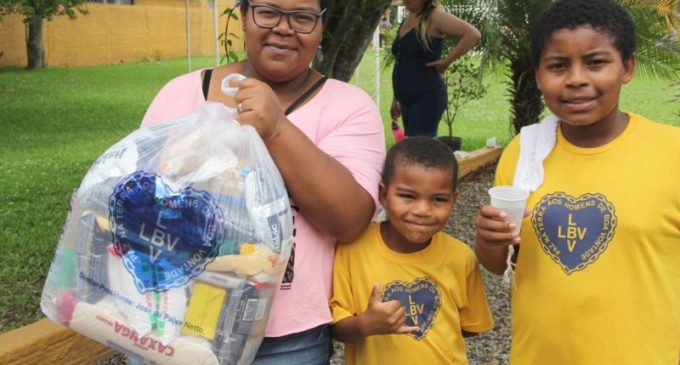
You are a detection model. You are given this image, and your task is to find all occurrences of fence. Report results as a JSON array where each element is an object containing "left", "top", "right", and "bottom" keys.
[{"left": 0, "top": 0, "right": 242, "bottom": 69}]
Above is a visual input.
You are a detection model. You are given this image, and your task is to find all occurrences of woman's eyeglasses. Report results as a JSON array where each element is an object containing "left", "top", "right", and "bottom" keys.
[{"left": 247, "top": 0, "right": 326, "bottom": 34}]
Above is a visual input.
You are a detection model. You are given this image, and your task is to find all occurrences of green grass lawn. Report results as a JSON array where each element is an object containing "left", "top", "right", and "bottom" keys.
[{"left": 1, "top": 55, "right": 678, "bottom": 333}]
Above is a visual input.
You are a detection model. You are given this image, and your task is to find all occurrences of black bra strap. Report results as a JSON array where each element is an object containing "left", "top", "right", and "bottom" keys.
[
  {"left": 284, "top": 76, "right": 328, "bottom": 115},
  {"left": 202, "top": 68, "right": 213, "bottom": 100}
]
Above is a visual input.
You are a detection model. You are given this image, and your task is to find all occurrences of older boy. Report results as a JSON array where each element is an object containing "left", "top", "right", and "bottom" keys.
[{"left": 475, "top": 1, "right": 680, "bottom": 364}]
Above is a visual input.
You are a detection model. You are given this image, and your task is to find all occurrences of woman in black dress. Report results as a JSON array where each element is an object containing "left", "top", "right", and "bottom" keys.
[{"left": 391, "top": 0, "right": 480, "bottom": 137}]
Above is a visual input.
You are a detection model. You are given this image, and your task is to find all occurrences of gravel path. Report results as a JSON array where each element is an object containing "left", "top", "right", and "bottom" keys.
[{"left": 99, "top": 160, "right": 509, "bottom": 365}]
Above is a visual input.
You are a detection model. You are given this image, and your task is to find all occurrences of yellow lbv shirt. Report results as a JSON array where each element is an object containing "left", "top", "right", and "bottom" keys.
[
  {"left": 496, "top": 113, "right": 680, "bottom": 365},
  {"left": 331, "top": 223, "right": 493, "bottom": 365}
]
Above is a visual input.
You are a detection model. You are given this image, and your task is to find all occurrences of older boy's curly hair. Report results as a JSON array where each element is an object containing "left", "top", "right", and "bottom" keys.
[
  {"left": 531, "top": 0, "right": 637, "bottom": 68},
  {"left": 382, "top": 137, "right": 458, "bottom": 191}
]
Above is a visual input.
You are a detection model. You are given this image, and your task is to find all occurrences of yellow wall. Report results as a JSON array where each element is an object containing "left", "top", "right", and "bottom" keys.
[{"left": 0, "top": 1, "right": 243, "bottom": 68}]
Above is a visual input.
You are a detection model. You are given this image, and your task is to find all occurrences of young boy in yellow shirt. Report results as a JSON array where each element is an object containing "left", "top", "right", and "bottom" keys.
[{"left": 331, "top": 137, "right": 493, "bottom": 364}]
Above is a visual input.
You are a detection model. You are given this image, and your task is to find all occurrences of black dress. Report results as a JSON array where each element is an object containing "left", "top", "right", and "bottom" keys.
[{"left": 391, "top": 26, "right": 448, "bottom": 137}]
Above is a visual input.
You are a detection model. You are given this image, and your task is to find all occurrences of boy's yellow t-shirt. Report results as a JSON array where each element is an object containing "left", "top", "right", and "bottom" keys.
[
  {"left": 496, "top": 113, "right": 680, "bottom": 365},
  {"left": 331, "top": 223, "right": 493, "bottom": 365}
]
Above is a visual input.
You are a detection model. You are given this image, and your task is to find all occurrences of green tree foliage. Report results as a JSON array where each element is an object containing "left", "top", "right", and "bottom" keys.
[
  {"left": 0, "top": 0, "right": 88, "bottom": 69},
  {"left": 219, "top": 4, "right": 240, "bottom": 65}
]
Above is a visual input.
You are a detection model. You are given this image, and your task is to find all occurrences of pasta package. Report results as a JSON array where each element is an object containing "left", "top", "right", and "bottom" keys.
[{"left": 41, "top": 75, "right": 293, "bottom": 365}]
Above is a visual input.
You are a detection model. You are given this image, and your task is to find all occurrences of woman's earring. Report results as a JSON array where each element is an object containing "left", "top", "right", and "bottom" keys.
[{"left": 316, "top": 45, "right": 324, "bottom": 62}]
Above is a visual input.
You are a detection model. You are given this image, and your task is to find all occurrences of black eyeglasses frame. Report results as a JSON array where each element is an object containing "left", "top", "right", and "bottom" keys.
[{"left": 246, "top": 0, "right": 327, "bottom": 34}]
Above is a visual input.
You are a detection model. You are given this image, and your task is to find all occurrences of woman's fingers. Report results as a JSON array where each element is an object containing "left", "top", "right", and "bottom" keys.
[{"left": 233, "top": 78, "right": 285, "bottom": 140}]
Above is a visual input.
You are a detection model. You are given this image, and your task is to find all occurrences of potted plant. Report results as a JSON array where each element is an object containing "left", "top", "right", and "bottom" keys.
[{"left": 439, "top": 55, "right": 487, "bottom": 151}]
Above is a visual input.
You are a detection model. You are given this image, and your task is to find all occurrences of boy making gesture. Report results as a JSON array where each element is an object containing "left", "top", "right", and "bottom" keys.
[{"left": 332, "top": 137, "right": 493, "bottom": 364}]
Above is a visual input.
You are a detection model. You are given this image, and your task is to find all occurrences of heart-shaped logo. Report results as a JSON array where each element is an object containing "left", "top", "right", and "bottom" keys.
[
  {"left": 109, "top": 171, "right": 225, "bottom": 293},
  {"left": 532, "top": 192, "right": 617, "bottom": 274},
  {"left": 382, "top": 277, "right": 440, "bottom": 340}
]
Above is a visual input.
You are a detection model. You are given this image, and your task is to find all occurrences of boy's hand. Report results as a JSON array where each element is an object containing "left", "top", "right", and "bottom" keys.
[
  {"left": 475, "top": 204, "right": 525, "bottom": 247},
  {"left": 360, "top": 283, "right": 420, "bottom": 336},
  {"left": 474, "top": 205, "right": 529, "bottom": 274}
]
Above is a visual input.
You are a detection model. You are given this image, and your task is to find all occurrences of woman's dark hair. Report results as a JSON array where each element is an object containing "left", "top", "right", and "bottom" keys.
[
  {"left": 382, "top": 137, "right": 459, "bottom": 191},
  {"left": 530, "top": 0, "right": 637, "bottom": 68}
]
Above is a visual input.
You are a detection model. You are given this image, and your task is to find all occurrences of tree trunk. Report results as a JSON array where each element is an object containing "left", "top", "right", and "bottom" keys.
[
  {"left": 508, "top": 57, "right": 544, "bottom": 134},
  {"left": 314, "top": 0, "right": 391, "bottom": 81},
  {"left": 26, "top": 14, "right": 45, "bottom": 70}
]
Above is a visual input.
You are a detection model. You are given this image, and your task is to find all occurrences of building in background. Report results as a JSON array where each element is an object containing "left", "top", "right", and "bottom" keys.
[{"left": 0, "top": 0, "right": 242, "bottom": 69}]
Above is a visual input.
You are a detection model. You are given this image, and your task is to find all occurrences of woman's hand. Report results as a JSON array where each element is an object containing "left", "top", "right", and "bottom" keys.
[
  {"left": 390, "top": 99, "right": 402, "bottom": 120},
  {"left": 425, "top": 58, "right": 450, "bottom": 76},
  {"left": 232, "top": 77, "right": 287, "bottom": 141}
]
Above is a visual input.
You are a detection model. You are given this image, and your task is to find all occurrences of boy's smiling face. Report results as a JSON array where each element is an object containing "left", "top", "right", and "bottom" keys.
[
  {"left": 535, "top": 26, "right": 636, "bottom": 131},
  {"left": 379, "top": 163, "right": 457, "bottom": 254}
]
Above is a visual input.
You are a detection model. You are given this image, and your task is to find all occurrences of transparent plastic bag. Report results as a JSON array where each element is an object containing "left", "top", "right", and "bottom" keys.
[{"left": 41, "top": 74, "right": 293, "bottom": 365}]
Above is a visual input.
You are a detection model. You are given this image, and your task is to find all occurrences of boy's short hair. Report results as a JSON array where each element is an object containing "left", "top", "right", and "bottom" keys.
[
  {"left": 382, "top": 137, "right": 458, "bottom": 191},
  {"left": 530, "top": 0, "right": 637, "bottom": 68}
]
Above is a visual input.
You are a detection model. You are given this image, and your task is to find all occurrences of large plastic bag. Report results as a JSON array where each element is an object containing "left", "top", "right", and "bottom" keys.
[{"left": 41, "top": 74, "right": 293, "bottom": 365}]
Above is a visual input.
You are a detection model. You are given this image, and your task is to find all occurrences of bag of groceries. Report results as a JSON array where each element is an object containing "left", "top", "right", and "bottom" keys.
[{"left": 41, "top": 74, "right": 293, "bottom": 365}]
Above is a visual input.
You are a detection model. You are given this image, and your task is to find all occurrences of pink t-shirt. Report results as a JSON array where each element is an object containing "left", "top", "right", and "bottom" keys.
[{"left": 142, "top": 70, "right": 385, "bottom": 337}]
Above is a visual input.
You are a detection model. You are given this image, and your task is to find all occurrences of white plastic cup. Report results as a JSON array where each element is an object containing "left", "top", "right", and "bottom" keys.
[{"left": 488, "top": 186, "right": 528, "bottom": 234}]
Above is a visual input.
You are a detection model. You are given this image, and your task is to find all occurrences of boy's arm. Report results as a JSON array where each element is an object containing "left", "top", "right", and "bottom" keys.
[
  {"left": 475, "top": 137, "right": 524, "bottom": 274},
  {"left": 332, "top": 313, "right": 369, "bottom": 343},
  {"left": 332, "top": 283, "right": 419, "bottom": 343},
  {"left": 458, "top": 249, "right": 495, "bottom": 336}
]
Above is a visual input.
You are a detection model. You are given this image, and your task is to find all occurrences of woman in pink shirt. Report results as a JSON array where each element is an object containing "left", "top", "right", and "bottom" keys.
[{"left": 141, "top": 0, "right": 385, "bottom": 363}]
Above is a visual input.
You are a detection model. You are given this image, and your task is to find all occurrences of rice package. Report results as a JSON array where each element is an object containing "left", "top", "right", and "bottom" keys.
[{"left": 40, "top": 74, "right": 293, "bottom": 365}]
